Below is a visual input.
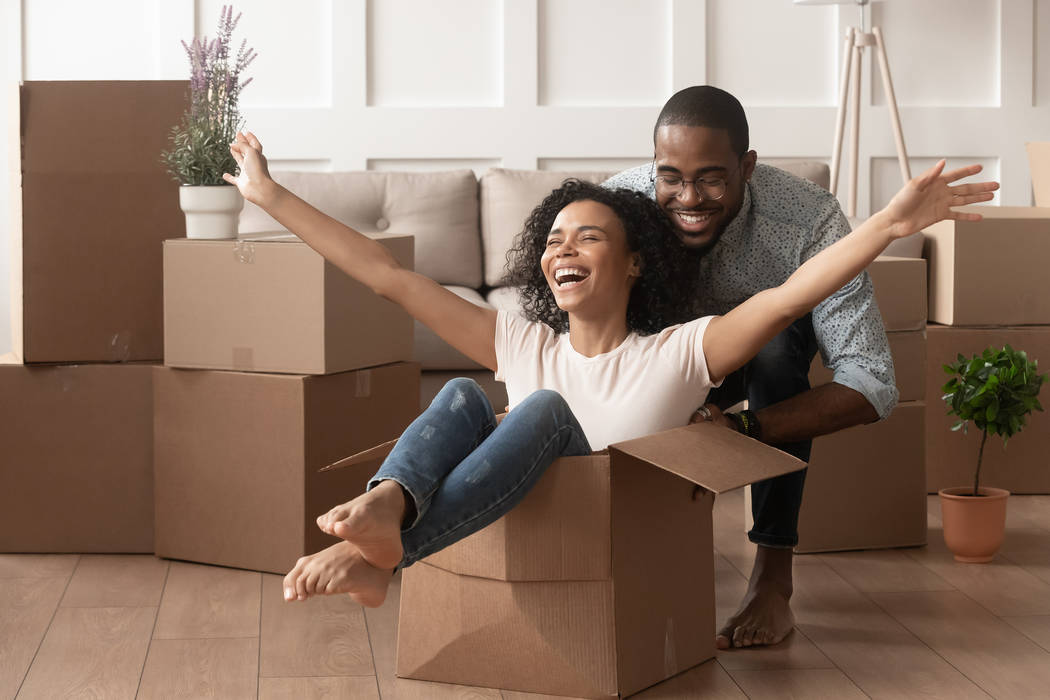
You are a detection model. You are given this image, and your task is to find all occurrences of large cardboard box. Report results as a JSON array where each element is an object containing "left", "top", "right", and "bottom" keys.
[
  {"left": 10, "top": 81, "right": 187, "bottom": 363},
  {"left": 153, "top": 362, "right": 420, "bottom": 573},
  {"left": 868, "top": 256, "right": 927, "bottom": 331},
  {"left": 924, "top": 206, "right": 1050, "bottom": 326},
  {"left": 163, "top": 233, "right": 414, "bottom": 374},
  {"left": 330, "top": 423, "right": 803, "bottom": 698},
  {"left": 0, "top": 356, "right": 154, "bottom": 552},
  {"left": 1028, "top": 142, "right": 1049, "bottom": 207},
  {"left": 795, "top": 401, "right": 927, "bottom": 553},
  {"left": 925, "top": 325, "right": 1050, "bottom": 494},
  {"left": 809, "top": 329, "right": 926, "bottom": 402}
]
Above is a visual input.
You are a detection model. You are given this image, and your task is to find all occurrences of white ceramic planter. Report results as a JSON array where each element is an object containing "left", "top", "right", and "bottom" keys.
[{"left": 179, "top": 185, "right": 244, "bottom": 240}]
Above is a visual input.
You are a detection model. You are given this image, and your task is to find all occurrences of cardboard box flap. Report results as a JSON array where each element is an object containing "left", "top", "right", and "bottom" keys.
[
  {"left": 319, "top": 438, "right": 397, "bottom": 472},
  {"left": 608, "top": 422, "right": 804, "bottom": 494}
]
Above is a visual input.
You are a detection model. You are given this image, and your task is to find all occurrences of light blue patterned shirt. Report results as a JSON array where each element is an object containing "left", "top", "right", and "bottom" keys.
[{"left": 604, "top": 162, "right": 898, "bottom": 419}]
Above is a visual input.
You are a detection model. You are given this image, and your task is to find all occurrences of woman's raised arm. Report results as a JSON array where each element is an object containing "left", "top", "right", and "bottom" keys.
[
  {"left": 225, "top": 131, "right": 498, "bottom": 371},
  {"left": 701, "top": 160, "right": 998, "bottom": 383}
]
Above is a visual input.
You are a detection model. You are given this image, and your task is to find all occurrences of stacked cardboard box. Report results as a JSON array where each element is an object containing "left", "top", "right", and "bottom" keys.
[
  {"left": 795, "top": 255, "right": 929, "bottom": 552},
  {"left": 2, "top": 81, "right": 185, "bottom": 552},
  {"left": 156, "top": 232, "right": 421, "bottom": 573},
  {"left": 923, "top": 207, "right": 1050, "bottom": 494}
]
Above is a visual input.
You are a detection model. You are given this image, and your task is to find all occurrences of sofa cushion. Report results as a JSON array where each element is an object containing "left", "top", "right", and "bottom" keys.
[
  {"left": 763, "top": 158, "right": 831, "bottom": 191},
  {"left": 239, "top": 170, "right": 482, "bottom": 287},
  {"left": 478, "top": 162, "right": 829, "bottom": 288},
  {"left": 414, "top": 286, "right": 493, "bottom": 370},
  {"left": 479, "top": 169, "right": 616, "bottom": 287}
]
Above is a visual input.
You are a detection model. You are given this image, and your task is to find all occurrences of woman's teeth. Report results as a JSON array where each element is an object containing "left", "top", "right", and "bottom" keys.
[{"left": 554, "top": 267, "right": 590, "bottom": 288}]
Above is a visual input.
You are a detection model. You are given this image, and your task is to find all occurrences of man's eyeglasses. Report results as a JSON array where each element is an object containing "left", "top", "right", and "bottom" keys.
[{"left": 649, "top": 162, "right": 739, "bottom": 201}]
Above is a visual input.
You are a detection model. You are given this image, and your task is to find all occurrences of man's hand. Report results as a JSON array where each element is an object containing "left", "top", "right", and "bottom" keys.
[{"left": 690, "top": 403, "right": 734, "bottom": 430}]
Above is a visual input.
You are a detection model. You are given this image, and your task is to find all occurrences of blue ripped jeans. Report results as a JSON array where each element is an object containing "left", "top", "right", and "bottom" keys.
[{"left": 368, "top": 377, "right": 592, "bottom": 568}]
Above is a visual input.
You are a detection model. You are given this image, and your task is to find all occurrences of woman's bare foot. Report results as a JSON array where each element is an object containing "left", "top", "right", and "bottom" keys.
[
  {"left": 282, "top": 540, "right": 393, "bottom": 608},
  {"left": 717, "top": 545, "right": 796, "bottom": 649},
  {"left": 316, "top": 480, "right": 406, "bottom": 570}
]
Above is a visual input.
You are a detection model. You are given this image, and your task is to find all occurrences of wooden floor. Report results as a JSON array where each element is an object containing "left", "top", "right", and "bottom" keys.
[{"left": 4, "top": 491, "right": 1050, "bottom": 700}]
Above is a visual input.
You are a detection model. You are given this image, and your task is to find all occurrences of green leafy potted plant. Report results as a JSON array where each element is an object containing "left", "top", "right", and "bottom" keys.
[
  {"left": 939, "top": 345, "right": 1047, "bottom": 562},
  {"left": 161, "top": 5, "right": 256, "bottom": 239}
]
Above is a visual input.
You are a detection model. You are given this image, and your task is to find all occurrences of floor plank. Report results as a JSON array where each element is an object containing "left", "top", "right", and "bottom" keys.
[
  {"left": 818, "top": 548, "right": 955, "bottom": 593},
  {"left": 363, "top": 573, "right": 502, "bottom": 699},
  {"left": 16, "top": 606, "right": 156, "bottom": 700},
  {"left": 872, "top": 590, "right": 1050, "bottom": 699},
  {"left": 258, "top": 676, "right": 381, "bottom": 699},
  {"left": 1000, "top": 615, "right": 1050, "bottom": 653},
  {"left": 791, "top": 563, "right": 988, "bottom": 699},
  {"left": 726, "top": 668, "right": 867, "bottom": 699},
  {"left": 905, "top": 547, "right": 1050, "bottom": 616},
  {"left": 259, "top": 574, "right": 374, "bottom": 678},
  {"left": 59, "top": 555, "right": 169, "bottom": 608},
  {"left": 153, "top": 561, "right": 261, "bottom": 639},
  {"left": 0, "top": 554, "right": 79, "bottom": 579},
  {"left": 712, "top": 554, "right": 834, "bottom": 672},
  {"left": 630, "top": 660, "right": 747, "bottom": 699},
  {"left": 0, "top": 577, "right": 69, "bottom": 700},
  {"left": 138, "top": 637, "right": 259, "bottom": 699}
]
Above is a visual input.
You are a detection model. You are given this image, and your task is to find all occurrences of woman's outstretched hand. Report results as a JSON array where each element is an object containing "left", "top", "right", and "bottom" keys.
[
  {"left": 223, "top": 130, "right": 274, "bottom": 205},
  {"left": 883, "top": 160, "right": 999, "bottom": 239}
]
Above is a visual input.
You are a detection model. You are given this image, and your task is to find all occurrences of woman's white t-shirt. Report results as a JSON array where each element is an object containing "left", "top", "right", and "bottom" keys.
[{"left": 494, "top": 311, "right": 722, "bottom": 451}]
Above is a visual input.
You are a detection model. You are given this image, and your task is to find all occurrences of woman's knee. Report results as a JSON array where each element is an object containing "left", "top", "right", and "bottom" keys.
[
  {"left": 519, "top": 389, "right": 572, "bottom": 415},
  {"left": 435, "top": 377, "right": 490, "bottom": 411}
]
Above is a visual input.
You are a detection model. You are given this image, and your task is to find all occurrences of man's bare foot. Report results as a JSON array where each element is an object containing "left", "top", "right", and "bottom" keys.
[
  {"left": 282, "top": 540, "right": 393, "bottom": 608},
  {"left": 717, "top": 545, "right": 795, "bottom": 649},
  {"left": 316, "top": 480, "right": 406, "bottom": 570}
]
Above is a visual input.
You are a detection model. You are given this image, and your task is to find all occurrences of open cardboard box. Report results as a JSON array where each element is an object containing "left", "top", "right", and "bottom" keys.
[{"left": 323, "top": 422, "right": 803, "bottom": 698}]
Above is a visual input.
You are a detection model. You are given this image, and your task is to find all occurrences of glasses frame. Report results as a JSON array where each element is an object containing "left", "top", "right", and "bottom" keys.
[{"left": 648, "top": 159, "right": 742, "bottom": 201}]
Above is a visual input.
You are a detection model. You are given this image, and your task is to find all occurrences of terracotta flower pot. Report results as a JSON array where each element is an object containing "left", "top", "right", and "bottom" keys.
[{"left": 938, "top": 486, "right": 1010, "bottom": 563}]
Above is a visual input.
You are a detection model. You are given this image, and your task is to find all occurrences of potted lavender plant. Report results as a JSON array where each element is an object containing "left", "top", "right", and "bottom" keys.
[{"left": 161, "top": 5, "right": 256, "bottom": 239}]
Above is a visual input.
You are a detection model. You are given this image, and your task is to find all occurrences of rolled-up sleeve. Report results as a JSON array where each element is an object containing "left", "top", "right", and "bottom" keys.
[{"left": 805, "top": 202, "right": 899, "bottom": 419}]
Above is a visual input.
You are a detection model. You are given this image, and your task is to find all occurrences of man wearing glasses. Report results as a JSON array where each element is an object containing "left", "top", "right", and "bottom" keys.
[{"left": 605, "top": 86, "right": 896, "bottom": 651}]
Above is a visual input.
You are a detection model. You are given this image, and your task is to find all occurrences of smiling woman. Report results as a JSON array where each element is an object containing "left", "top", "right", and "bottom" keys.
[
  {"left": 222, "top": 129, "right": 996, "bottom": 615},
  {"left": 503, "top": 179, "right": 700, "bottom": 335}
]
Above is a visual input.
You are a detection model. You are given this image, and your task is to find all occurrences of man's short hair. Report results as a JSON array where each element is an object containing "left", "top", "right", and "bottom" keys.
[{"left": 653, "top": 86, "right": 749, "bottom": 156}]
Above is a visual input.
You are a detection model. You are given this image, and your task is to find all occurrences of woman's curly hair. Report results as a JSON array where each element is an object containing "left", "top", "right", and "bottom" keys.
[{"left": 503, "top": 179, "right": 701, "bottom": 335}]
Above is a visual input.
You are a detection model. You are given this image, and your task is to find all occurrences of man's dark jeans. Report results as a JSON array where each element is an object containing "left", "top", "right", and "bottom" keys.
[{"left": 706, "top": 315, "right": 819, "bottom": 548}]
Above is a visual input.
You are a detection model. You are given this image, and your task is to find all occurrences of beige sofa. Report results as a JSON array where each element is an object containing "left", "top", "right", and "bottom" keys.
[{"left": 238, "top": 161, "right": 831, "bottom": 409}]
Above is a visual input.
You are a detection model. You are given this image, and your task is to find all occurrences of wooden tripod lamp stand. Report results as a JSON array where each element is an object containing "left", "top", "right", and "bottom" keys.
[{"left": 796, "top": 0, "right": 910, "bottom": 218}]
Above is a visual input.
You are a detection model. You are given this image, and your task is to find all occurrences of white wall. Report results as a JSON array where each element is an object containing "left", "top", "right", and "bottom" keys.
[{"left": 2, "top": 0, "right": 1048, "bottom": 356}]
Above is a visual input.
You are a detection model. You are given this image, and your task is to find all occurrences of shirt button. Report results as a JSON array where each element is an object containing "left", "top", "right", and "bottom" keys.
[{"left": 376, "top": 217, "right": 390, "bottom": 231}]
